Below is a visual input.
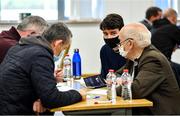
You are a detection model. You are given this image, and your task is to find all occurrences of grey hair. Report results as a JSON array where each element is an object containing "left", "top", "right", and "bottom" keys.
[
  {"left": 121, "top": 23, "right": 151, "bottom": 48},
  {"left": 17, "top": 16, "right": 48, "bottom": 34},
  {"left": 163, "top": 8, "right": 177, "bottom": 18},
  {"left": 42, "top": 22, "right": 72, "bottom": 44}
]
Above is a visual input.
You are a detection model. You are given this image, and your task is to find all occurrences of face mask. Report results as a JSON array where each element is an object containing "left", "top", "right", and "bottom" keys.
[
  {"left": 53, "top": 55, "right": 59, "bottom": 62},
  {"left": 119, "top": 45, "right": 128, "bottom": 57},
  {"left": 104, "top": 36, "right": 120, "bottom": 48}
]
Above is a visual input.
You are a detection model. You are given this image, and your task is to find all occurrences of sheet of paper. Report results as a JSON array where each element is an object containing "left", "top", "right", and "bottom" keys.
[
  {"left": 57, "top": 85, "right": 74, "bottom": 91},
  {"left": 56, "top": 82, "right": 74, "bottom": 91},
  {"left": 87, "top": 89, "right": 107, "bottom": 95},
  {"left": 74, "top": 78, "right": 86, "bottom": 87},
  {"left": 56, "top": 82, "right": 67, "bottom": 87}
]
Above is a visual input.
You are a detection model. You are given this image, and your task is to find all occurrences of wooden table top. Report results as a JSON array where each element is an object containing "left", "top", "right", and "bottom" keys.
[{"left": 50, "top": 95, "right": 153, "bottom": 112}]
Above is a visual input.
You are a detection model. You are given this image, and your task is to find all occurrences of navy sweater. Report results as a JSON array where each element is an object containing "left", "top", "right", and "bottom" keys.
[{"left": 100, "top": 44, "right": 126, "bottom": 79}]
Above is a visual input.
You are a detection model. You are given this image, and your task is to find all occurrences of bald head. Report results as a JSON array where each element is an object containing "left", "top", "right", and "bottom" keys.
[
  {"left": 163, "top": 8, "right": 177, "bottom": 24},
  {"left": 119, "top": 23, "right": 151, "bottom": 48}
]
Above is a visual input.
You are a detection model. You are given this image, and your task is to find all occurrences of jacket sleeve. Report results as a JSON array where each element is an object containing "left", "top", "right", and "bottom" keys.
[
  {"left": 100, "top": 47, "right": 109, "bottom": 79},
  {"left": 169, "top": 25, "right": 180, "bottom": 45},
  {"left": 116, "top": 56, "right": 166, "bottom": 98},
  {"left": 131, "top": 56, "right": 166, "bottom": 98},
  {"left": 30, "top": 51, "right": 82, "bottom": 109}
]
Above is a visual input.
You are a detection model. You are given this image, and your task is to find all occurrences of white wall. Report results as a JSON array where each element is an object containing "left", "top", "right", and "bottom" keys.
[
  {"left": 67, "top": 23, "right": 103, "bottom": 74},
  {"left": 1, "top": 0, "right": 180, "bottom": 74},
  {"left": 104, "top": 0, "right": 154, "bottom": 23}
]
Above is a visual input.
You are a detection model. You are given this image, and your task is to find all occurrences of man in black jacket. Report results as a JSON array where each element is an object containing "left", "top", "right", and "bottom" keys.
[
  {"left": 0, "top": 22, "right": 85, "bottom": 114},
  {"left": 151, "top": 8, "right": 180, "bottom": 87},
  {"left": 140, "top": 6, "right": 162, "bottom": 30}
]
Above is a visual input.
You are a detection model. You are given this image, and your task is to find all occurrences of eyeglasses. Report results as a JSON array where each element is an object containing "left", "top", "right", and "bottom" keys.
[
  {"left": 112, "top": 38, "right": 133, "bottom": 53},
  {"left": 119, "top": 38, "right": 133, "bottom": 46}
]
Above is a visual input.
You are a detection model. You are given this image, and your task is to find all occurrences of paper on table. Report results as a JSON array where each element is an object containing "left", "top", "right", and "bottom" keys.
[
  {"left": 56, "top": 82, "right": 66, "bottom": 87},
  {"left": 57, "top": 85, "right": 74, "bottom": 92},
  {"left": 87, "top": 89, "right": 107, "bottom": 95},
  {"left": 74, "top": 78, "right": 86, "bottom": 87},
  {"left": 56, "top": 82, "right": 74, "bottom": 91}
]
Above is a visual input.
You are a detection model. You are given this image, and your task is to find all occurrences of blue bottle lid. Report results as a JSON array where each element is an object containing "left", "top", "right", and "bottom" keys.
[{"left": 74, "top": 48, "right": 79, "bottom": 53}]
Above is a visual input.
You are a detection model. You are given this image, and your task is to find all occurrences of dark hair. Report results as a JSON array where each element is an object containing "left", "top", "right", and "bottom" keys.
[
  {"left": 100, "top": 13, "right": 124, "bottom": 30},
  {"left": 42, "top": 22, "right": 72, "bottom": 44},
  {"left": 145, "top": 6, "right": 162, "bottom": 20}
]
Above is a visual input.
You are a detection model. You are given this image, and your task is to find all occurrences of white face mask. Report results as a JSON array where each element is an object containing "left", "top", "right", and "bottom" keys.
[
  {"left": 53, "top": 55, "right": 60, "bottom": 62},
  {"left": 119, "top": 45, "right": 128, "bottom": 57}
]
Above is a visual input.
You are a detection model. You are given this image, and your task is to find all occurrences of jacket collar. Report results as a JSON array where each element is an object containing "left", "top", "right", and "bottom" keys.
[
  {"left": 0, "top": 26, "right": 21, "bottom": 41},
  {"left": 19, "top": 36, "right": 53, "bottom": 54}
]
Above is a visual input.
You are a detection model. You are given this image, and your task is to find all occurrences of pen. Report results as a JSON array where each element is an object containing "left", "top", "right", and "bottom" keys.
[
  {"left": 93, "top": 96, "right": 100, "bottom": 99},
  {"left": 94, "top": 100, "right": 112, "bottom": 104}
]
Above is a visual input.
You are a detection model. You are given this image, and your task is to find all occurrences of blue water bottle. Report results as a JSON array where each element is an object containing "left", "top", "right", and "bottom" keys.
[{"left": 72, "top": 48, "right": 81, "bottom": 79}]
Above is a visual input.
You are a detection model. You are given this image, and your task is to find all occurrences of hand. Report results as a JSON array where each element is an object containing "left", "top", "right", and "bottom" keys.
[
  {"left": 54, "top": 68, "right": 63, "bottom": 82},
  {"left": 79, "top": 88, "right": 88, "bottom": 100},
  {"left": 105, "top": 79, "right": 112, "bottom": 85},
  {"left": 33, "top": 99, "right": 47, "bottom": 113},
  {"left": 116, "top": 77, "right": 123, "bottom": 85}
]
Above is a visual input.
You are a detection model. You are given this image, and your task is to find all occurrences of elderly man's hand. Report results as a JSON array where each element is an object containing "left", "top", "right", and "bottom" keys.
[
  {"left": 54, "top": 68, "right": 63, "bottom": 82},
  {"left": 33, "top": 99, "right": 47, "bottom": 113}
]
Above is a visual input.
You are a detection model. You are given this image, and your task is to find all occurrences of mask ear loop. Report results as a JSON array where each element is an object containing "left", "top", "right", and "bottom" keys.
[{"left": 113, "top": 43, "right": 121, "bottom": 53}]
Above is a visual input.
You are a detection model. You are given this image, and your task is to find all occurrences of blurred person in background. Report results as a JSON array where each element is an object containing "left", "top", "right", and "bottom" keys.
[
  {"left": 140, "top": 6, "right": 162, "bottom": 30},
  {"left": 151, "top": 8, "right": 180, "bottom": 87}
]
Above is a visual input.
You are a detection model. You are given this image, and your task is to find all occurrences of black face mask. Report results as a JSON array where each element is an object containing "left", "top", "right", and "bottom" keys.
[{"left": 104, "top": 36, "right": 120, "bottom": 48}]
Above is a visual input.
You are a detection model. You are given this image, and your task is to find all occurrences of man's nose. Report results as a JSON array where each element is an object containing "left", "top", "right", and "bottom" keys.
[{"left": 106, "top": 34, "right": 113, "bottom": 39}]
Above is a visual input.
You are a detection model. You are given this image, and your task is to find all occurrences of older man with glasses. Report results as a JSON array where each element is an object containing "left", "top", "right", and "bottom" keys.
[{"left": 116, "top": 23, "right": 180, "bottom": 115}]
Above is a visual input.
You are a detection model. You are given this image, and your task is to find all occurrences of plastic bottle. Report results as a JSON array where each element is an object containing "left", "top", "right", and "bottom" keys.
[
  {"left": 63, "top": 54, "right": 72, "bottom": 82},
  {"left": 106, "top": 69, "right": 117, "bottom": 103},
  {"left": 121, "top": 69, "right": 132, "bottom": 101},
  {"left": 72, "top": 48, "right": 81, "bottom": 79}
]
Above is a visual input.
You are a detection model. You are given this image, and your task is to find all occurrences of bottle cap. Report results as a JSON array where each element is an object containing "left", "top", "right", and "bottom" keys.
[
  {"left": 108, "top": 69, "right": 114, "bottom": 72},
  {"left": 74, "top": 48, "right": 79, "bottom": 53},
  {"left": 123, "top": 69, "right": 129, "bottom": 72}
]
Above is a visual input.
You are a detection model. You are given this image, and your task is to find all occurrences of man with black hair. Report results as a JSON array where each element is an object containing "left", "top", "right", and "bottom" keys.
[
  {"left": 99, "top": 13, "right": 126, "bottom": 79},
  {"left": 140, "top": 6, "right": 162, "bottom": 30}
]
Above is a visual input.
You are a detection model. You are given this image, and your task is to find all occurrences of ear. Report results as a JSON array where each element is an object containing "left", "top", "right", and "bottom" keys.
[
  {"left": 127, "top": 39, "right": 134, "bottom": 49},
  {"left": 52, "top": 40, "right": 63, "bottom": 47}
]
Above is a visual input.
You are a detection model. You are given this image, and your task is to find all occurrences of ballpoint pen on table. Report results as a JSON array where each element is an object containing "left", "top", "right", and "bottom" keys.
[{"left": 94, "top": 100, "right": 112, "bottom": 104}]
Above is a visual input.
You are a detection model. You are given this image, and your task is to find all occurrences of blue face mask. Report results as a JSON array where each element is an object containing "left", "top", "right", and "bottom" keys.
[{"left": 53, "top": 55, "right": 59, "bottom": 62}]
